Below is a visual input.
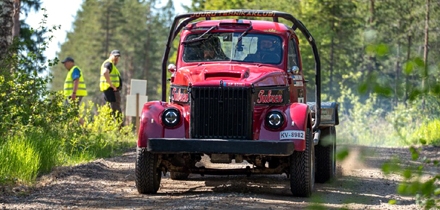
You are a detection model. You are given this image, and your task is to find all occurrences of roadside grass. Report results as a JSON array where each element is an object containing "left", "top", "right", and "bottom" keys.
[{"left": 0, "top": 102, "right": 135, "bottom": 186}]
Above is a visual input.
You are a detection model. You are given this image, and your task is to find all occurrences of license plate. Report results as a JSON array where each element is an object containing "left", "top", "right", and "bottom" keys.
[{"left": 280, "top": 130, "right": 305, "bottom": 140}]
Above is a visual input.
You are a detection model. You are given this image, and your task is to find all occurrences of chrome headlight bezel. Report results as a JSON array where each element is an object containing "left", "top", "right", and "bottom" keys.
[
  {"left": 265, "top": 110, "right": 285, "bottom": 130},
  {"left": 161, "top": 108, "right": 181, "bottom": 128}
]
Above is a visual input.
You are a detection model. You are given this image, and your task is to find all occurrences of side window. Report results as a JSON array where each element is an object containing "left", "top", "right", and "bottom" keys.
[{"left": 288, "top": 39, "right": 298, "bottom": 68}]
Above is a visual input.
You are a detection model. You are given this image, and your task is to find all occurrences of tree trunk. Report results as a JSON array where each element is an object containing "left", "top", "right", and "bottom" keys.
[
  {"left": 363, "top": 0, "right": 376, "bottom": 95},
  {"left": 329, "top": 4, "right": 335, "bottom": 98},
  {"left": 12, "top": 0, "right": 20, "bottom": 38},
  {"left": 421, "top": 0, "right": 430, "bottom": 110},
  {"left": 368, "top": 0, "right": 376, "bottom": 76},
  {"left": 369, "top": 0, "right": 374, "bottom": 25},
  {"left": 394, "top": 42, "right": 400, "bottom": 107},
  {"left": 0, "top": 0, "right": 14, "bottom": 63},
  {"left": 404, "top": 35, "right": 412, "bottom": 107},
  {"left": 105, "top": 9, "right": 110, "bottom": 57}
]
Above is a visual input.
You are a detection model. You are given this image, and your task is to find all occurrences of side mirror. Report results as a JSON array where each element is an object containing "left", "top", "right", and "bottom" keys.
[
  {"left": 287, "top": 66, "right": 300, "bottom": 75},
  {"left": 168, "top": 64, "right": 176, "bottom": 73}
]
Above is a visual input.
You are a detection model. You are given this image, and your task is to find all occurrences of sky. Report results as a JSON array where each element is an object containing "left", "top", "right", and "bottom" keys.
[{"left": 26, "top": 0, "right": 191, "bottom": 60}]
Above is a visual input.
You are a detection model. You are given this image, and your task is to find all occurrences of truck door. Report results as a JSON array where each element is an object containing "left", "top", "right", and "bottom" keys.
[{"left": 287, "top": 37, "right": 306, "bottom": 103}]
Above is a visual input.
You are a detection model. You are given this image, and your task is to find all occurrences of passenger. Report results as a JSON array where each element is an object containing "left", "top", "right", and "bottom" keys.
[{"left": 201, "top": 37, "right": 228, "bottom": 61}]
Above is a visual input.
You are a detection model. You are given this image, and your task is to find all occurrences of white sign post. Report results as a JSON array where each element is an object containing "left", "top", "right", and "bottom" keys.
[{"left": 126, "top": 79, "right": 148, "bottom": 133}]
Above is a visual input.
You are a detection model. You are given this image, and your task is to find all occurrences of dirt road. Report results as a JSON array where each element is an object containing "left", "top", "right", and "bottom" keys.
[{"left": 1, "top": 145, "right": 438, "bottom": 209}]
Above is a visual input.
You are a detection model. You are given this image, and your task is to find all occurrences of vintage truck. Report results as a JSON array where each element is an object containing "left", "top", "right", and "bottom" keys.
[{"left": 135, "top": 10, "right": 339, "bottom": 197}]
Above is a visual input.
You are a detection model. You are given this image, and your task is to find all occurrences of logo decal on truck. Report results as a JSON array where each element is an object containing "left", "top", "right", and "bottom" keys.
[
  {"left": 257, "top": 90, "right": 283, "bottom": 104},
  {"left": 254, "top": 87, "right": 289, "bottom": 105}
]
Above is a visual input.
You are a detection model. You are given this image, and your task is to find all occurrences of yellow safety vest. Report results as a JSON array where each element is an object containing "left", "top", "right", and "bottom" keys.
[
  {"left": 100, "top": 59, "right": 121, "bottom": 91},
  {"left": 64, "top": 65, "right": 88, "bottom": 97}
]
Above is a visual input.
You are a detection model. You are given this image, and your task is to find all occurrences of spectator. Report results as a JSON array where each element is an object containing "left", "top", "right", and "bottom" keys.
[
  {"left": 62, "top": 56, "right": 87, "bottom": 105},
  {"left": 99, "top": 50, "right": 123, "bottom": 125}
]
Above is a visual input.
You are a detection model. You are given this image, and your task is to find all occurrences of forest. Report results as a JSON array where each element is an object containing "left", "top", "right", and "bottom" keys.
[{"left": 47, "top": 0, "right": 440, "bottom": 146}]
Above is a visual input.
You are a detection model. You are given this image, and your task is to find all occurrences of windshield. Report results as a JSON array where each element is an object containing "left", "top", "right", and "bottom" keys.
[{"left": 182, "top": 32, "right": 283, "bottom": 64}]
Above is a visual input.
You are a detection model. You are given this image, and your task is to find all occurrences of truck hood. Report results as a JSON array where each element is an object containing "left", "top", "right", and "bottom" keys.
[{"left": 173, "top": 64, "right": 287, "bottom": 87}]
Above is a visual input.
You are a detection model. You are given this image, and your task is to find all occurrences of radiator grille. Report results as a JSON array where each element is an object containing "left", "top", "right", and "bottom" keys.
[{"left": 190, "top": 86, "right": 252, "bottom": 139}]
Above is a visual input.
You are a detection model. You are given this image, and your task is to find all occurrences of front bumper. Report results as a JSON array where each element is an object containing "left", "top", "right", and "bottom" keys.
[{"left": 147, "top": 138, "right": 295, "bottom": 156}]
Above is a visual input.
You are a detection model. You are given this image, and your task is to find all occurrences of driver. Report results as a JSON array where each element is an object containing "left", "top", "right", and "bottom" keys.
[
  {"left": 244, "top": 36, "right": 280, "bottom": 63},
  {"left": 258, "top": 37, "right": 276, "bottom": 52}
]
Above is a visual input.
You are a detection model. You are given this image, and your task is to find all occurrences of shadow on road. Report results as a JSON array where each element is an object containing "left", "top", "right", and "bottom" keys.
[{"left": 4, "top": 145, "right": 429, "bottom": 209}]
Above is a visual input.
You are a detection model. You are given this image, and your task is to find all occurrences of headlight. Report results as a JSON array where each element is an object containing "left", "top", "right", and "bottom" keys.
[
  {"left": 265, "top": 111, "right": 284, "bottom": 129},
  {"left": 162, "top": 108, "right": 181, "bottom": 127}
]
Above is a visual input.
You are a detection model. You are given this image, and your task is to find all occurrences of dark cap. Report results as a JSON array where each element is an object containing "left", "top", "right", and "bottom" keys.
[
  {"left": 111, "top": 50, "right": 121, "bottom": 56},
  {"left": 61, "top": 57, "right": 74, "bottom": 63}
]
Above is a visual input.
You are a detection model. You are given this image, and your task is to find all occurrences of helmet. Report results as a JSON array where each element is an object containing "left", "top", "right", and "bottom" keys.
[{"left": 258, "top": 36, "right": 278, "bottom": 52}]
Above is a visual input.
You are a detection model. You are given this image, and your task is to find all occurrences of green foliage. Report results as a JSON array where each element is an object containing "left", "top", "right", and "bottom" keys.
[
  {"left": 0, "top": 87, "right": 135, "bottom": 185},
  {"left": 411, "top": 119, "right": 440, "bottom": 146},
  {"left": 337, "top": 83, "right": 402, "bottom": 146},
  {"left": 0, "top": 10, "right": 135, "bottom": 186},
  {"left": 0, "top": 136, "right": 41, "bottom": 184},
  {"left": 380, "top": 146, "right": 439, "bottom": 209}
]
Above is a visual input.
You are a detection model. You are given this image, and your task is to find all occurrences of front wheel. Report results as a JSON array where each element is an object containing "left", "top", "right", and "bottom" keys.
[
  {"left": 135, "top": 147, "right": 161, "bottom": 194},
  {"left": 289, "top": 128, "right": 315, "bottom": 197}
]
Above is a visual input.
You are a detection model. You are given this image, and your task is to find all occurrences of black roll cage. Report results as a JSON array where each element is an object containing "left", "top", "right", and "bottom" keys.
[{"left": 161, "top": 10, "right": 321, "bottom": 130}]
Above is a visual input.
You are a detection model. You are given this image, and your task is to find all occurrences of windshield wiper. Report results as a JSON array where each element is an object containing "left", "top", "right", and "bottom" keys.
[
  {"left": 182, "top": 26, "right": 217, "bottom": 44},
  {"left": 235, "top": 26, "right": 253, "bottom": 52},
  {"left": 237, "top": 26, "right": 253, "bottom": 43}
]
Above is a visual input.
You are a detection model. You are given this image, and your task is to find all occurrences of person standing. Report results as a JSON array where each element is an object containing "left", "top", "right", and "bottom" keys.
[
  {"left": 100, "top": 50, "right": 123, "bottom": 123},
  {"left": 62, "top": 56, "right": 87, "bottom": 105}
]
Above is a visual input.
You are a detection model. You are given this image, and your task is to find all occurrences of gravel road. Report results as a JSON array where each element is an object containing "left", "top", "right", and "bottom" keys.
[{"left": 1, "top": 145, "right": 439, "bottom": 209}]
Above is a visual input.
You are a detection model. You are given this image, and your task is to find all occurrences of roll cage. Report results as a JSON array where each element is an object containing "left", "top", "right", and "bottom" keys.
[{"left": 161, "top": 10, "right": 321, "bottom": 131}]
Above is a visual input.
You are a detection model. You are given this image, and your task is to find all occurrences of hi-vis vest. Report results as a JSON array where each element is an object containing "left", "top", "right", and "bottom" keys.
[
  {"left": 64, "top": 65, "right": 88, "bottom": 97},
  {"left": 100, "top": 59, "right": 121, "bottom": 91}
]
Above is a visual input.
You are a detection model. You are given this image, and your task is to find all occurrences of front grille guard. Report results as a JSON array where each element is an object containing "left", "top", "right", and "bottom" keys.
[{"left": 190, "top": 86, "right": 253, "bottom": 140}]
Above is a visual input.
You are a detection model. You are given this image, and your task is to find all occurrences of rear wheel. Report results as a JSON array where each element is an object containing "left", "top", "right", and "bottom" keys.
[
  {"left": 315, "top": 126, "right": 336, "bottom": 183},
  {"left": 135, "top": 147, "right": 161, "bottom": 194},
  {"left": 289, "top": 128, "right": 314, "bottom": 197}
]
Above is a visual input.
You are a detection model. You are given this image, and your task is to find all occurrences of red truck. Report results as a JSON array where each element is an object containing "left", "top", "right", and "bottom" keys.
[{"left": 136, "top": 10, "right": 339, "bottom": 197}]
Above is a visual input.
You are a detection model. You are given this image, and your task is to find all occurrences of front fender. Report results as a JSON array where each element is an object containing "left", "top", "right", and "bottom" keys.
[
  {"left": 137, "top": 101, "right": 186, "bottom": 147},
  {"left": 257, "top": 103, "right": 310, "bottom": 151}
]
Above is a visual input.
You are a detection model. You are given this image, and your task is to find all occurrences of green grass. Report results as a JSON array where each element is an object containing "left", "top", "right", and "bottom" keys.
[
  {"left": 0, "top": 103, "right": 135, "bottom": 185},
  {"left": 0, "top": 137, "right": 40, "bottom": 184}
]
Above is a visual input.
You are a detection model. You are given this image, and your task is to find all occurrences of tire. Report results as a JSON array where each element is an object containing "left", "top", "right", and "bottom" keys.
[
  {"left": 170, "top": 172, "right": 190, "bottom": 180},
  {"left": 289, "top": 128, "right": 315, "bottom": 197},
  {"left": 315, "top": 126, "right": 336, "bottom": 183},
  {"left": 135, "top": 147, "right": 161, "bottom": 194}
]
